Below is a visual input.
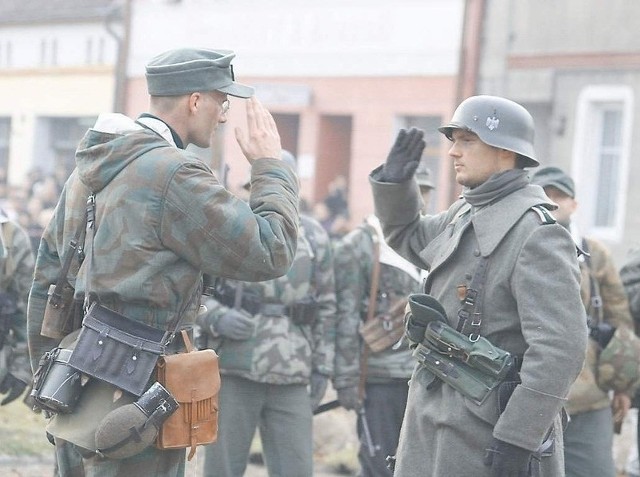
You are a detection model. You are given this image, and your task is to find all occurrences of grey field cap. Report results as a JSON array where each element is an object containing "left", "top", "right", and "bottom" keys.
[
  {"left": 145, "top": 48, "right": 254, "bottom": 98},
  {"left": 530, "top": 166, "right": 576, "bottom": 198},
  {"left": 415, "top": 166, "right": 435, "bottom": 189}
]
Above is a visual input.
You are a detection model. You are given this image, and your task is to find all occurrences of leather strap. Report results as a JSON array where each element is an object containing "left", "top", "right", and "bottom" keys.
[{"left": 358, "top": 233, "right": 381, "bottom": 401}]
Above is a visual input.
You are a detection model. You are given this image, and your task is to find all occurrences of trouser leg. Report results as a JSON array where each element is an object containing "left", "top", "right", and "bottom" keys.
[
  {"left": 563, "top": 407, "right": 616, "bottom": 477},
  {"left": 357, "top": 381, "right": 409, "bottom": 477},
  {"left": 54, "top": 437, "right": 185, "bottom": 477},
  {"left": 259, "top": 383, "right": 313, "bottom": 477},
  {"left": 203, "top": 376, "right": 264, "bottom": 477}
]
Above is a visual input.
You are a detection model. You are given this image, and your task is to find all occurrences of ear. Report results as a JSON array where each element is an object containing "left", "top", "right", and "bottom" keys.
[
  {"left": 498, "top": 148, "right": 517, "bottom": 168},
  {"left": 188, "top": 92, "right": 202, "bottom": 114}
]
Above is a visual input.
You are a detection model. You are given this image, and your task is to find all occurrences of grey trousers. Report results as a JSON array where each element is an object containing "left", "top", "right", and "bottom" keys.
[
  {"left": 203, "top": 376, "right": 313, "bottom": 477},
  {"left": 563, "top": 406, "right": 616, "bottom": 477},
  {"left": 357, "top": 381, "right": 409, "bottom": 477},
  {"left": 53, "top": 437, "right": 185, "bottom": 477}
]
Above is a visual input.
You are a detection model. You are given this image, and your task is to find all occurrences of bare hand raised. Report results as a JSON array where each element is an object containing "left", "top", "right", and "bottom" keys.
[{"left": 235, "top": 97, "right": 282, "bottom": 163}]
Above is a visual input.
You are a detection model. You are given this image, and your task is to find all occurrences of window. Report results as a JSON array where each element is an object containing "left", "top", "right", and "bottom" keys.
[{"left": 572, "top": 86, "right": 633, "bottom": 241}]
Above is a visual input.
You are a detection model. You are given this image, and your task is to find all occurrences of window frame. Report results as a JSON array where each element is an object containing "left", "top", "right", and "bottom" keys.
[{"left": 571, "top": 85, "right": 634, "bottom": 242}]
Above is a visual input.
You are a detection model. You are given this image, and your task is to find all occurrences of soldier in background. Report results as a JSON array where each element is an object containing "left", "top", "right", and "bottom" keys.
[
  {"left": 531, "top": 166, "right": 636, "bottom": 477},
  {"left": 332, "top": 208, "right": 423, "bottom": 476},
  {"left": 0, "top": 209, "right": 34, "bottom": 406},
  {"left": 618, "top": 249, "right": 640, "bottom": 477},
  {"left": 415, "top": 166, "right": 435, "bottom": 215},
  {"left": 198, "top": 151, "right": 336, "bottom": 477}
]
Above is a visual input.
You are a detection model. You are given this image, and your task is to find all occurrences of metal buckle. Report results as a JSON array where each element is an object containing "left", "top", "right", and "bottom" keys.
[{"left": 468, "top": 333, "right": 480, "bottom": 342}]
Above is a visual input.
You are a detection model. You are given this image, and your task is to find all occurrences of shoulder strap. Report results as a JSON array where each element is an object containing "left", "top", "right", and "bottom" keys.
[
  {"left": 531, "top": 205, "right": 557, "bottom": 225},
  {"left": 581, "top": 238, "right": 603, "bottom": 324},
  {"left": 457, "top": 256, "right": 490, "bottom": 341},
  {"left": 48, "top": 213, "right": 87, "bottom": 308}
]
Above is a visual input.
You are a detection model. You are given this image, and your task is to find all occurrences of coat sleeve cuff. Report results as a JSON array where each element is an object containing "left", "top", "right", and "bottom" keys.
[{"left": 493, "top": 385, "right": 567, "bottom": 451}]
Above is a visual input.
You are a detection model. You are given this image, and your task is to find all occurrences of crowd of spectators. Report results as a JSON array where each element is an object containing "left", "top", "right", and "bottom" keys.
[
  {"left": 0, "top": 168, "right": 65, "bottom": 254},
  {"left": 0, "top": 167, "right": 352, "bottom": 255}
]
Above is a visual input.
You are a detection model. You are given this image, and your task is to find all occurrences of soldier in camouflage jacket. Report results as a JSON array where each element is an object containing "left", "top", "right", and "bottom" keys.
[
  {"left": 0, "top": 212, "right": 35, "bottom": 406},
  {"left": 332, "top": 214, "right": 421, "bottom": 477},
  {"left": 532, "top": 166, "right": 635, "bottom": 477},
  {"left": 27, "top": 49, "right": 299, "bottom": 477},
  {"left": 198, "top": 209, "right": 335, "bottom": 477}
]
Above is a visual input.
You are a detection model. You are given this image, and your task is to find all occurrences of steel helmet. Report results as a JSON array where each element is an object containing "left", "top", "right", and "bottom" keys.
[{"left": 438, "top": 95, "right": 538, "bottom": 167}]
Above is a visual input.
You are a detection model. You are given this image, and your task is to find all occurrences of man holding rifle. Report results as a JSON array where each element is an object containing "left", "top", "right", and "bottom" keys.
[
  {"left": 332, "top": 213, "right": 421, "bottom": 476},
  {"left": 369, "top": 95, "right": 587, "bottom": 476}
]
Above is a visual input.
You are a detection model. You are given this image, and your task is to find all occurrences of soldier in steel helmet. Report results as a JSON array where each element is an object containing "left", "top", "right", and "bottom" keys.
[
  {"left": 369, "top": 95, "right": 587, "bottom": 476},
  {"left": 531, "top": 166, "right": 636, "bottom": 477}
]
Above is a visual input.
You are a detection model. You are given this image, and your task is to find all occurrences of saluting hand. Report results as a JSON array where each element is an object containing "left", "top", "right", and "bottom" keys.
[
  {"left": 380, "top": 127, "right": 426, "bottom": 183},
  {"left": 235, "top": 97, "right": 282, "bottom": 163}
]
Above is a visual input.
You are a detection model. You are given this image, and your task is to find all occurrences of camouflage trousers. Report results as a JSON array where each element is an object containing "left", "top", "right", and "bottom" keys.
[
  {"left": 53, "top": 437, "right": 186, "bottom": 477},
  {"left": 203, "top": 376, "right": 313, "bottom": 477}
]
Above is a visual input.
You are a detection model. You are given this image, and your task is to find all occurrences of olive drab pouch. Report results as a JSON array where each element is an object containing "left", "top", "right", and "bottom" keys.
[
  {"left": 359, "top": 298, "right": 407, "bottom": 352},
  {"left": 413, "top": 320, "right": 514, "bottom": 404},
  {"left": 424, "top": 321, "right": 513, "bottom": 380},
  {"left": 596, "top": 325, "right": 640, "bottom": 393},
  {"left": 156, "top": 330, "right": 220, "bottom": 461},
  {"left": 413, "top": 343, "right": 500, "bottom": 405},
  {"left": 68, "top": 303, "right": 166, "bottom": 397}
]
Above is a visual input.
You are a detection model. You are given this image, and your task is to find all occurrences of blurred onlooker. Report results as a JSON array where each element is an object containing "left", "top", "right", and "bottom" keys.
[{"left": 314, "top": 175, "right": 350, "bottom": 239}]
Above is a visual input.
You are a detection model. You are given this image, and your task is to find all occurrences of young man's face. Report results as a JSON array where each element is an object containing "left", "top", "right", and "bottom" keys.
[
  {"left": 448, "top": 130, "right": 514, "bottom": 188},
  {"left": 543, "top": 186, "right": 577, "bottom": 226},
  {"left": 188, "top": 91, "right": 229, "bottom": 148}
]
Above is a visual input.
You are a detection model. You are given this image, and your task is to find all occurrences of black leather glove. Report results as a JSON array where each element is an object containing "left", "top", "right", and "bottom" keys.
[
  {"left": 380, "top": 128, "right": 426, "bottom": 183},
  {"left": 484, "top": 438, "right": 533, "bottom": 477},
  {"left": 214, "top": 308, "right": 255, "bottom": 340},
  {"left": 309, "top": 372, "right": 329, "bottom": 411},
  {"left": 0, "top": 372, "right": 27, "bottom": 406},
  {"left": 337, "top": 385, "right": 361, "bottom": 411}
]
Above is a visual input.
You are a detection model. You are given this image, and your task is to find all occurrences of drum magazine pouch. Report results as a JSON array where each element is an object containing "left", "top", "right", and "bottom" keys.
[
  {"left": 156, "top": 330, "right": 220, "bottom": 461},
  {"left": 68, "top": 303, "right": 166, "bottom": 397},
  {"left": 31, "top": 347, "right": 85, "bottom": 414}
]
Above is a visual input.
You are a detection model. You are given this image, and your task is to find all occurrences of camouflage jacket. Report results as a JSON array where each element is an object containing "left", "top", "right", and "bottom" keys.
[
  {"left": 197, "top": 214, "right": 335, "bottom": 384},
  {"left": 620, "top": 249, "right": 640, "bottom": 328},
  {"left": 332, "top": 220, "right": 421, "bottom": 389},
  {"left": 0, "top": 218, "right": 35, "bottom": 385},
  {"left": 567, "top": 237, "right": 636, "bottom": 414},
  {"left": 27, "top": 114, "right": 300, "bottom": 375}
]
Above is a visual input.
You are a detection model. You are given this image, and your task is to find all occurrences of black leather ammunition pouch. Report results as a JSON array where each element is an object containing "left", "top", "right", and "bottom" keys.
[
  {"left": 31, "top": 347, "right": 85, "bottom": 414},
  {"left": 589, "top": 322, "right": 616, "bottom": 349},
  {"left": 214, "top": 284, "right": 262, "bottom": 315},
  {"left": 289, "top": 296, "right": 318, "bottom": 325},
  {"left": 68, "top": 303, "right": 166, "bottom": 397}
]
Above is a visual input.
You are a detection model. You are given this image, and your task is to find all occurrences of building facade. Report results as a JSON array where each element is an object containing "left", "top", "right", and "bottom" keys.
[{"left": 473, "top": 0, "right": 640, "bottom": 263}]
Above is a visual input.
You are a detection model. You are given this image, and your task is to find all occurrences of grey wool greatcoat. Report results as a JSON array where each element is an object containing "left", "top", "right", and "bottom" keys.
[{"left": 370, "top": 170, "right": 587, "bottom": 477}]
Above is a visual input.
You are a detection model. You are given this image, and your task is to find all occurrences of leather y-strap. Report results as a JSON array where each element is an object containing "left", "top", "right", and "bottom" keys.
[
  {"left": 581, "top": 238, "right": 603, "bottom": 325},
  {"left": 48, "top": 213, "right": 87, "bottom": 307},
  {"left": 456, "top": 256, "right": 490, "bottom": 342},
  {"left": 358, "top": 232, "right": 381, "bottom": 401}
]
